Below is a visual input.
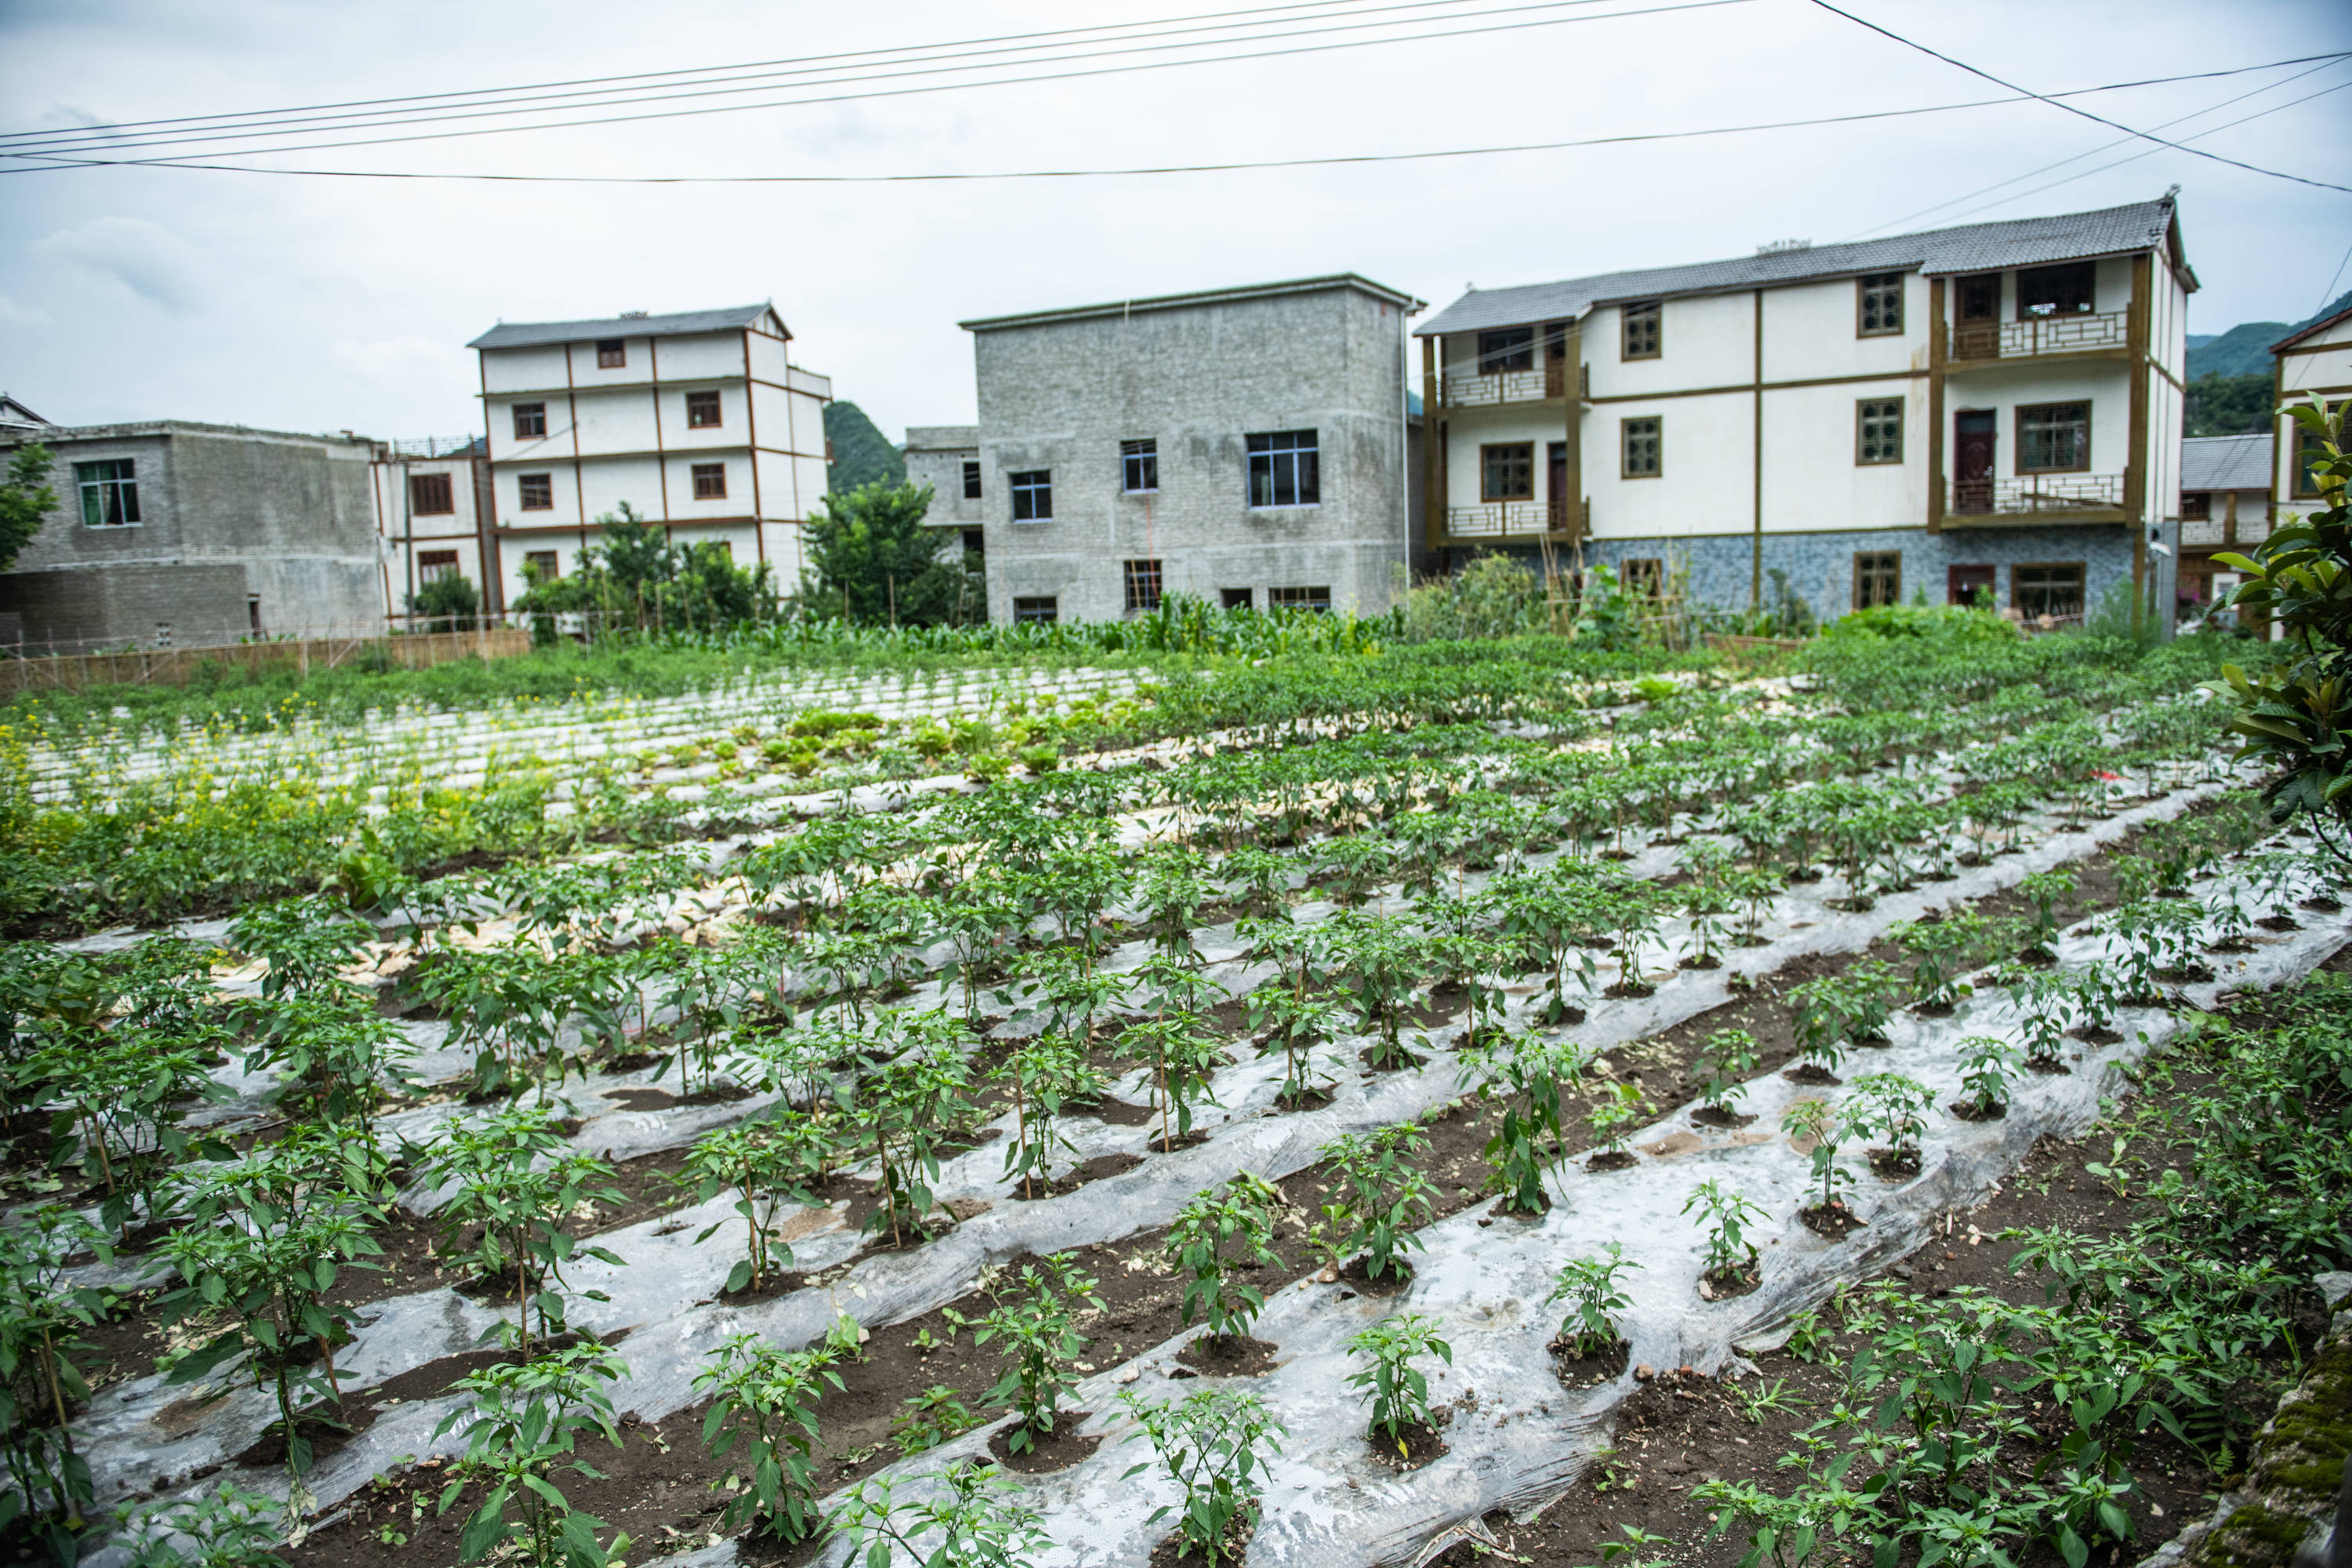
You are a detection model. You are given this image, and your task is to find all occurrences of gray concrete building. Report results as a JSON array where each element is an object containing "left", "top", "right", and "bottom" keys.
[
  {"left": 954, "top": 274, "right": 1425, "bottom": 624},
  {"left": 0, "top": 421, "right": 383, "bottom": 654},
  {"left": 906, "top": 424, "right": 985, "bottom": 563}
]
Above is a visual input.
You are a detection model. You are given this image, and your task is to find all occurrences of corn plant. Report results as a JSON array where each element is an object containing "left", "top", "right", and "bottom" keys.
[
  {"left": 678, "top": 1115, "right": 821, "bottom": 1294},
  {"left": 833, "top": 1460, "right": 1047, "bottom": 1567},
  {"left": 1461, "top": 1033, "right": 1588, "bottom": 1214},
  {"left": 965, "top": 1253, "right": 1103, "bottom": 1454},
  {"left": 1166, "top": 1174, "right": 1282, "bottom": 1345},
  {"left": 993, "top": 1033, "right": 1104, "bottom": 1198},
  {"left": 1684, "top": 1178, "right": 1767, "bottom": 1285},
  {"left": 155, "top": 1129, "right": 387, "bottom": 1480},
  {"left": 116, "top": 1482, "right": 284, "bottom": 1568},
  {"left": 1844, "top": 1073, "right": 1934, "bottom": 1169},
  {"left": 1955, "top": 1036, "right": 2021, "bottom": 1116},
  {"left": 1345, "top": 1313, "right": 1452, "bottom": 1457},
  {"left": 1693, "top": 1028, "right": 1759, "bottom": 1120},
  {"left": 1548, "top": 1243, "right": 1639, "bottom": 1358},
  {"left": 0, "top": 1208, "right": 112, "bottom": 1564},
  {"left": 1780, "top": 1098, "right": 1852, "bottom": 1215},
  {"left": 1316, "top": 1123, "right": 1438, "bottom": 1281},
  {"left": 433, "top": 1342, "right": 630, "bottom": 1568},
  {"left": 422, "top": 1105, "right": 626, "bottom": 1354},
  {"left": 691, "top": 1334, "right": 844, "bottom": 1541},
  {"left": 1118, "top": 1385, "right": 1286, "bottom": 1566}
]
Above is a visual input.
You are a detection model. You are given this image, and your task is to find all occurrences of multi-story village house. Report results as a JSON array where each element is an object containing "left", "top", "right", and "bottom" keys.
[
  {"left": 372, "top": 435, "right": 492, "bottom": 621},
  {"left": 1413, "top": 196, "right": 2194, "bottom": 628},
  {"left": 2269, "top": 299, "right": 2352, "bottom": 522},
  {"left": 467, "top": 305, "right": 833, "bottom": 611}
]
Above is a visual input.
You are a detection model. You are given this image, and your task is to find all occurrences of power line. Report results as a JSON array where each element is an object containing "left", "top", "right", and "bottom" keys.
[
  {"left": 0, "top": 0, "right": 1559, "bottom": 157},
  {"left": 10, "top": 56, "right": 2336, "bottom": 185},
  {"left": 2318, "top": 238, "right": 2352, "bottom": 317},
  {"left": 0, "top": 0, "right": 1749, "bottom": 166},
  {"left": 1806, "top": 0, "right": 2352, "bottom": 195}
]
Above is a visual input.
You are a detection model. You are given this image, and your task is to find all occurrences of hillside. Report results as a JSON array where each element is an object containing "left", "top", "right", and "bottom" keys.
[
  {"left": 2187, "top": 288, "right": 2351, "bottom": 379},
  {"left": 822, "top": 399, "right": 906, "bottom": 494}
]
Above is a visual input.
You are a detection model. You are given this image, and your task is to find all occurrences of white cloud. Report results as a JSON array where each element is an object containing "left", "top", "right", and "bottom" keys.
[
  {"left": 331, "top": 335, "right": 466, "bottom": 380},
  {"left": 31, "top": 216, "right": 205, "bottom": 314},
  {"left": 0, "top": 296, "right": 53, "bottom": 328}
]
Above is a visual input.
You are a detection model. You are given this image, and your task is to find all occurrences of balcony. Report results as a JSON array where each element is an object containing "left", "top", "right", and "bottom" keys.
[
  {"left": 1439, "top": 361, "right": 1575, "bottom": 408},
  {"left": 1443, "top": 499, "right": 1579, "bottom": 540},
  {"left": 1947, "top": 310, "right": 2128, "bottom": 364},
  {"left": 1946, "top": 472, "right": 2125, "bottom": 522}
]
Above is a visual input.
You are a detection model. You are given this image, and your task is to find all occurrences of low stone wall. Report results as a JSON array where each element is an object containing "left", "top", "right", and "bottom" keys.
[{"left": 0, "top": 626, "right": 531, "bottom": 695}]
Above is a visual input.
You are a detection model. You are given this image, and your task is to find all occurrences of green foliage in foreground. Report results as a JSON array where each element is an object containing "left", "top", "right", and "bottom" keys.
[{"left": 0, "top": 444, "right": 56, "bottom": 577}]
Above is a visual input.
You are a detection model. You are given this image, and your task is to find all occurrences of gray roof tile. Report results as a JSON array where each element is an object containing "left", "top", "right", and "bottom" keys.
[
  {"left": 470, "top": 303, "right": 779, "bottom": 350},
  {"left": 2181, "top": 433, "right": 2272, "bottom": 492},
  {"left": 1417, "top": 198, "right": 2179, "bottom": 337}
]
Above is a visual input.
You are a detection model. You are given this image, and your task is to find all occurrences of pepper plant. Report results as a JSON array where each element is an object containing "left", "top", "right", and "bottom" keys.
[
  {"left": 691, "top": 1334, "right": 844, "bottom": 1541},
  {"left": 1780, "top": 1098, "right": 1852, "bottom": 1216},
  {"left": 433, "top": 1342, "right": 630, "bottom": 1568},
  {"left": 1955, "top": 1036, "right": 2020, "bottom": 1117},
  {"left": 1120, "top": 1011, "right": 1225, "bottom": 1154},
  {"left": 833, "top": 1460, "right": 1047, "bottom": 1568},
  {"left": 1461, "top": 1033, "right": 1587, "bottom": 1214},
  {"left": 1693, "top": 1027, "right": 1759, "bottom": 1120},
  {"left": 1684, "top": 1178, "right": 1767, "bottom": 1287},
  {"left": 2016, "top": 868, "right": 2078, "bottom": 954},
  {"left": 0, "top": 1207, "right": 113, "bottom": 1565},
  {"left": 1844, "top": 1073, "right": 1934, "bottom": 1169},
  {"left": 1119, "top": 1385, "right": 1286, "bottom": 1566},
  {"left": 1317, "top": 909, "right": 1429, "bottom": 1068},
  {"left": 1548, "top": 1243, "right": 1639, "bottom": 1358},
  {"left": 1316, "top": 1123, "right": 1439, "bottom": 1282},
  {"left": 422, "top": 1105, "right": 626, "bottom": 1353},
  {"left": 1166, "top": 1174, "right": 1282, "bottom": 1346},
  {"left": 1246, "top": 984, "right": 1353, "bottom": 1106},
  {"left": 1586, "top": 1082, "right": 1650, "bottom": 1162},
  {"left": 31, "top": 1029, "right": 233, "bottom": 1242},
  {"left": 993, "top": 1033, "right": 1104, "bottom": 1198},
  {"left": 115, "top": 1482, "right": 284, "bottom": 1568},
  {"left": 678, "top": 1115, "right": 820, "bottom": 1294},
  {"left": 966, "top": 1253, "right": 1104, "bottom": 1454},
  {"left": 237, "top": 986, "right": 413, "bottom": 1143},
  {"left": 851, "top": 1025, "right": 975, "bottom": 1245},
  {"left": 1345, "top": 1313, "right": 1451, "bottom": 1457},
  {"left": 1787, "top": 961, "right": 1900, "bottom": 1079}
]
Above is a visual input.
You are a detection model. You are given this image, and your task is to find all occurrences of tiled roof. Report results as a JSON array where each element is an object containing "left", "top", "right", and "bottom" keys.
[
  {"left": 961, "top": 274, "right": 1422, "bottom": 332},
  {"left": 1417, "top": 198, "right": 2180, "bottom": 337},
  {"left": 2181, "top": 433, "right": 2272, "bottom": 492},
  {"left": 469, "top": 304, "right": 779, "bottom": 350}
]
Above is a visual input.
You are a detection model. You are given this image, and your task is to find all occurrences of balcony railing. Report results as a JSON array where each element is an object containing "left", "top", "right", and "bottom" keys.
[
  {"left": 1947, "top": 310, "right": 2128, "bottom": 363},
  {"left": 1947, "top": 472, "right": 2125, "bottom": 517},
  {"left": 1440, "top": 361, "right": 1571, "bottom": 408},
  {"left": 1443, "top": 499, "right": 1578, "bottom": 539}
]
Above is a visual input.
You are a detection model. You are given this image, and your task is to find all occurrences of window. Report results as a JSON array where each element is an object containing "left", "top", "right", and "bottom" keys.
[
  {"left": 74, "top": 459, "right": 140, "bottom": 527},
  {"left": 1956, "top": 274, "right": 1999, "bottom": 323},
  {"left": 1269, "top": 586, "right": 1332, "bottom": 613},
  {"left": 2017, "top": 262, "right": 2095, "bottom": 318},
  {"left": 1122, "top": 439, "right": 1159, "bottom": 494},
  {"left": 512, "top": 402, "right": 547, "bottom": 439},
  {"left": 2013, "top": 562, "right": 2085, "bottom": 620},
  {"left": 1247, "top": 430, "right": 1319, "bottom": 508},
  {"left": 691, "top": 463, "right": 728, "bottom": 499},
  {"left": 1621, "top": 558, "right": 1664, "bottom": 597},
  {"left": 2018, "top": 402, "right": 2090, "bottom": 473},
  {"left": 1123, "top": 558, "right": 1163, "bottom": 613},
  {"left": 518, "top": 473, "right": 554, "bottom": 510},
  {"left": 960, "top": 528, "right": 985, "bottom": 558},
  {"left": 1013, "top": 595, "right": 1059, "bottom": 624},
  {"left": 1220, "top": 587, "right": 1253, "bottom": 610},
  {"left": 597, "top": 339, "right": 626, "bottom": 368},
  {"left": 1477, "top": 326, "right": 1536, "bottom": 374},
  {"left": 2180, "top": 492, "right": 2212, "bottom": 521},
  {"left": 1856, "top": 397, "right": 1904, "bottom": 465},
  {"left": 1481, "top": 442, "right": 1534, "bottom": 501},
  {"left": 685, "top": 390, "right": 721, "bottom": 429},
  {"left": 2294, "top": 429, "right": 2328, "bottom": 499},
  {"left": 418, "top": 550, "right": 459, "bottom": 583},
  {"left": 524, "top": 550, "right": 561, "bottom": 580},
  {"left": 1853, "top": 550, "right": 1901, "bottom": 609},
  {"left": 247, "top": 595, "right": 262, "bottom": 634},
  {"left": 1857, "top": 272, "right": 1904, "bottom": 336},
  {"left": 961, "top": 460, "right": 983, "bottom": 499},
  {"left": 1621, "top": 300, "right": 1661, "bottom": 360},
  {"left": 1621, "top": 416, "right": 1662, "bottom": 478},
  {"left": 409, "top": 472, "right": 455, "bottom": 515},
  {"left": 1011, "top": 470, "right": 1053, "bottom": 521}
]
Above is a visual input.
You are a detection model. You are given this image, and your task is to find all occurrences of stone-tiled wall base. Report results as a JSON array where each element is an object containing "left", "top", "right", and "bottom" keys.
[{"left": 1578, "top": 524, "right": 2155, "bottom": 625}]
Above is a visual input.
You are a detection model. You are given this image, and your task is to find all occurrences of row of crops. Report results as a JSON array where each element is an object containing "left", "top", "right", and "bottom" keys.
[{"left": 2, "top": 620, "right": 2339, "bottom": 1568}]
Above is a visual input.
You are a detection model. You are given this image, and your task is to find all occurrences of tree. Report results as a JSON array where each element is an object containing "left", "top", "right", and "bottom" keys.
[
  {"left": 2184, "top": 372, "right": 2273, "bottom": 437},
  {"left": 513, "top": 503, "right": 775, "bottom": 633},
  {"left": 2214, "top": 397, "right": 2350, "bottom": 853},
  {"left": 0, "top": 445, "right": 56, "bottom": 575},
  {"left": 407, "top": 572, "right": 480, "bottom": 633},
  {"left": 801, "top": 481, "right": 978, "bottom": 625}
]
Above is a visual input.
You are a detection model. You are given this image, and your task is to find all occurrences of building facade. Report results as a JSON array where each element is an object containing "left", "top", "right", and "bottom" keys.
[
  {"left": 2270, "top": 301, "right": 2352, "bottom": 524},
  {"left": 956, "top": 274, "right": 1423, "bottom": 624},
  {"left": 1414, "top": 197, "right": 2194, "bottom": 629},
  {"left": 372, "top": 435, "right": 492, "bottom": 621},
  {"left": 906, "top": 424, "right": 985, "bottom": 564},
  {"left": 2177, "top": 432, "right": 2270, "bottom": 612},
  {"left": 468, "top": 304, "right": 833, "bottom": 609},
  {"left": 0, "top": 420, "right": 381, "bottom": 654}
]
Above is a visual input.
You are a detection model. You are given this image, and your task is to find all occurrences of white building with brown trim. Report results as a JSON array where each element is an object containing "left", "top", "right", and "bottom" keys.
[
  {"left": 2270, "top": 299, "right": 2352, "bottom": 517},
  {"left": 2177, "top": 432, "right": 2271, "bottom": 612},
  {"left": 467, "top": 305, "right": 832, "bottom": 609},
  {"left": 371, "top": 435, "right": 492, "bottom": 621},
  {"left": 1413, "top": 196, "right": 2194, "bottom": 628}
]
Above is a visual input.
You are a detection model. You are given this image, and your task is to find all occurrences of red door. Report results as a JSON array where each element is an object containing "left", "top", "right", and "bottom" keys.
[{"left": 1954, "top": 411, "right": 1996, "bottom": 514}]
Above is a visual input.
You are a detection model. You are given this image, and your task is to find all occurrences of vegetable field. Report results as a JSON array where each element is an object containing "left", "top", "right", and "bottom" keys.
[{"left": 3, "top": 619, "right": 2345, "bottom": 1568}]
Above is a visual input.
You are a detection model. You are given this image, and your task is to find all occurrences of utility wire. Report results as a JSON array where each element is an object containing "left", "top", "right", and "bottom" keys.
[
  {"left": 1806, "top": 0, "right": 2352, "bottom": 195},
  {"left": 0, "top": 0, "right": 1746, "bottom": 165},
  {"left": 9, "top": 56, "right": 2334, "bottom": 184},
  {"left": 0, "top": 0, "right": 1570, "bottom": 156}
]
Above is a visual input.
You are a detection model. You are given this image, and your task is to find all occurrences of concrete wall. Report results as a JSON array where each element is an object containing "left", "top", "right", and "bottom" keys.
[
  {"left": 970, "top": 282, "right": 1414, "bottom": 623},
  {"left": 906, "top": 425, "right": 982, "bottom": 552},
  {"left": 0, "top": 423, "right": 382, "bottom": 652}
]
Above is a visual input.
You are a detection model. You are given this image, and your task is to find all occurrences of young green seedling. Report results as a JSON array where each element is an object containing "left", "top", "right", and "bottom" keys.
[
  {"left": 1586, "top": 1082, "right": 1650, "bottom": 1163},
  {"left": 1119, "top": 1386, "right": 1287, "bottom": 1566},
  {"left": 1844, "top": 1073, "right": 1935, "bottom": 1173},
  {"left": 1780, "top": 1098, "right": 1853, "bottom": 1218},
  {"left": 1955, "top": 1035, "right": 2021, "bottom": 1116},
  {"left": 1166, "top": 1174, "right": 1283, "bottom": 1347},
  {"left": 1316, "top": 1123, "right": 1439, "bottom": 1282},
  {"left": 1345, "top": 1313, "right": 1452, "bottom": 1457},
  {"left": 1693, "top": 1028, "right": 1760, "bottom": 1122},
  {"left": 1683, "top": 1178, "right": 1768, "bottom": 1290},
  {"left": 1548, "top": 1243, "right": 1639, "bottom": 1359}
]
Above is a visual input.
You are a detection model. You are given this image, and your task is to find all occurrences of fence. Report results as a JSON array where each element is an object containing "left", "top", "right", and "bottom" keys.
[{"left": 0, "top": 622, "right": 532, "bottom": 696}]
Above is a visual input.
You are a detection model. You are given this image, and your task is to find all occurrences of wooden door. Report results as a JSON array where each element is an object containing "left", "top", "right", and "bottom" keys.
[
  {"left": 1947, "top": 564, "right": 1995, "bottom": 607},
  {"left": 1954, "top": 411, "right": 1996, "bottom": 513},
  {"left": 1954, "top": 274, "right": 2000, "bottom": 358}
]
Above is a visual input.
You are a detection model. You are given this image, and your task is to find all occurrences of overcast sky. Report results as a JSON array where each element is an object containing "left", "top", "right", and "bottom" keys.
[{"left": 2, "top": 0, "right": 2347, "bottom": 445}]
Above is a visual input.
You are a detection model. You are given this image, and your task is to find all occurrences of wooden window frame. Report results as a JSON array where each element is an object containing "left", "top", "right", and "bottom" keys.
[
  {"left": 961, "top": 460, "right": 983, "bottom": 499},
  {"left": 1480, "top": 441, "right": 1535, "bottom": 502},
  {"left": 2016, "top": 261, "right": 2096, "bottom": 320},
  {"left": 1852, "top": 550, "right": 1901, "bottom": 610},
  {"left": 517, "top": 473, "right": 554, "bottom": 511},
  {"left": 1122, "top": 557, "right": 1163, "bottom": 613},
  {"left": 691, "top": 462, "right": 728, "bottom": 500},
  {"left": 2016, "top": 401, "right": 2091, "bottom": 474},
  {"left": 523, "top": 550, "right": 561, "bottom": 581},
  {"left": 1855, "top": 397, "right": 1904, "bottom": 466},
  {"left": 1621, "top": 416, "right": 1662, "bottom": 479},
  {"left": 684, "top": 390, "right": 722, "bottom": 429},
  {"left": 2011, "top": 561, "right": 2087, "bottom": 620},
  {"left": 1620, "top": 558, "right": 1664, "bottom": 597},
  {"left": 408, "top": 472, "right": 456, "bottom": 515},
  {"left": 1476, "top": 326, "right": 1536, "bottom": 374},
  {"left": 1012, "top": 595, "right": 1058, "bottom": 624},
  {"left": 1955, "top": 274, "right": 1999, "bottom": 323},
  {"left": 2180, "top": 491, "right": 2211, "bottom": 521},
  {"left": 512, "top": 402, "right": 547, "bottom": 439},
  {"left": 1857, "top": 272, "right": 1905, "bottom": 337},
  {"left": 1621, "top": 300, "right": 1661, "bottom": 361},
  {"left": 417, "top": 550, "right": 460, "bottom": 583},
  {"left": 596, "top": 339, "right": 626, "bottom": 368},
  {"left": 1010, "top": 470, "right": 1053, "bottom": 521}
]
